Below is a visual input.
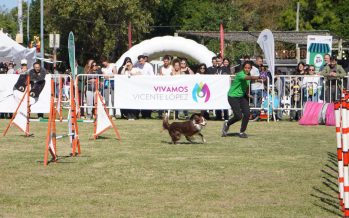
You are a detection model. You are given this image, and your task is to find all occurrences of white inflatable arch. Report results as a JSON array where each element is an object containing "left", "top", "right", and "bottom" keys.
[{"left": 115, "top": 36, "right": 215, "bottom": 69}]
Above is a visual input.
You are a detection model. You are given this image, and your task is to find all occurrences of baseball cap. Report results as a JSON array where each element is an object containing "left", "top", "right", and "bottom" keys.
[{"left": 21, "top": 59, "right": 28, "bottom": 65}]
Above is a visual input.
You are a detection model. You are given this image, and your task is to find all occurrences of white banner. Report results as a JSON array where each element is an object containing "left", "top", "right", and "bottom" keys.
[
  {"left": 0, "top": 74, "right": 51, "bottom": 113},
  {"left": 114, "top": 75, "right": 231, "bottom": 109}
]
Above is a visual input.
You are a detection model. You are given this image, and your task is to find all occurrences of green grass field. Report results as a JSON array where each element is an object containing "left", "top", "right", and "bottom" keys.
[{"left": 0, "top": 118, "right": 342, "bottom": 217}]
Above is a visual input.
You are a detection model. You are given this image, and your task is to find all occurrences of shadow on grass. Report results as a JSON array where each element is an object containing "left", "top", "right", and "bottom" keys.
[
  {"left": 36, "top": 154, "right": 91, "bottom": 165},
  {"left": 225, "top": 133, "right": 255, "bottom": 137},
  {"left": 160, "top": 140, "right": 204, "bottom": 145},
  {"left": 91, "top": 136, "right": 111, "bottom": 140},
  {"left": 311, "top": 152, "right": 342, "bottom": 217}
]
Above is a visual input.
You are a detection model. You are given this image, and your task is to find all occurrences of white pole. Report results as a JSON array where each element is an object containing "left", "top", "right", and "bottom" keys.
[
  {"left": 40, "top": 0, "right": 44, "bottom": 67},
  {"left": 18, "top": 0, "right": 23, "bottom": 35},
  {"left": 27, "top": 0, "right": 29, "bottom": 46}
]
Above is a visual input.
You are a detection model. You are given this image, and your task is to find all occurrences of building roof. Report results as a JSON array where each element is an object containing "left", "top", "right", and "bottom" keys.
[{"left": 177, "top": 30, "right": 342, "bottom": 45}]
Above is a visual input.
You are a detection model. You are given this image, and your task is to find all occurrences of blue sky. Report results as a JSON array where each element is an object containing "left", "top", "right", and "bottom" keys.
[{"left": 1, "top": 0, "right": 32, "bottom": 10}]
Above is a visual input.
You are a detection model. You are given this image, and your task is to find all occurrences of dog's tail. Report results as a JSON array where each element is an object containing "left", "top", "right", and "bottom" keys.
[{"left": 163, "top": 113, "right": 170, "bottom": 130}]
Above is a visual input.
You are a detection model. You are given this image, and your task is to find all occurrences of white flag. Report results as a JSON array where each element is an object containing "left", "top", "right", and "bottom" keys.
[
  {"left": 49, "top": 136, "right": 56, "bottom": 155},
  {"left": 13, "top": 93, "right": 29, "bottom": 134},
  {"left": 257, "top": 29, "right": 275, "bottom": 76},
  {"left": 95, "top": 94, "right": 112, "bottom": 136}
]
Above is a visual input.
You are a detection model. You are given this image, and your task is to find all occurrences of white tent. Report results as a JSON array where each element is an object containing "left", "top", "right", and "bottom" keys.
[{"left": 0, "top": 31, "right": 36, "bottom": 68}]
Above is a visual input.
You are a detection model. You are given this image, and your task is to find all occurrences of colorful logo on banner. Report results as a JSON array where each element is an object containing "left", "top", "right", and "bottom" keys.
[{"left": 192, "top": 82, "right": 210, "bottom": 103}]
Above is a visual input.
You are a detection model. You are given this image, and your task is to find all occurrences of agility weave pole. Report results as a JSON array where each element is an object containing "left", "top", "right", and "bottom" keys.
[
  {"left": 44, "top": 78, "right": 57, "bottom": 166},
  {"left": 44, "top": 75, "right": 82, "bottom": 165},
  {"left": 93, "top": 78, "right": 121, "bottom": 140},
  {"left": 69, "top": 74, "right": 81, "bottom": 156},
  {"left": 3, "top": 75, "right": 31, "bottom": 137},
  {"left": 56, "top": 76, "right": 63, "bottom": 122}
]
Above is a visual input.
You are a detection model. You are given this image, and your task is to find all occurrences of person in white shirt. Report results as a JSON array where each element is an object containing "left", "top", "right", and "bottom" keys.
[
  {"left": 250, "top": 56, "right": 264, "bottom": 121},
  {"left": 302, "top": 65, "right": 320, "bottom": 102},
  {"left": 6, "top": 62, "right": 15, "bottom": 74},
  {"left": 134, "top": 54, "right": 154, "bottom": 118},
  {"left": 134, "top": 55, "right": 154, "bottom": 76},
  {"left": 159, "top": 55, "right": 173, "bottom": 76},
  {"left": 101, "top": 56, "right": 117, "bottom": 117}
]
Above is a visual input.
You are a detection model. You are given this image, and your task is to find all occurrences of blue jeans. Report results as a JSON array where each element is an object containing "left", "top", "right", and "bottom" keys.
[{"left": 251, "top": 89, "right": 263, "bottom": 117}]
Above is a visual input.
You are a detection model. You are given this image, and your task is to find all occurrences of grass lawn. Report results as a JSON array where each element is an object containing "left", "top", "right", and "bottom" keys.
[{"left": 0, "top": 118, "right": 341, "bottom": 217}]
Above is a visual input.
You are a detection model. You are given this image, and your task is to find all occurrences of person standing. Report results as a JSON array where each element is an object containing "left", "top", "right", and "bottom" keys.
[
  {"left": 221, "top": 61, "right": 263, "bottom": 138},
  {"left": 159, "top": 55, "right": 173, "bottom": 76},
  {"left": 134, "top": 55, "right": 154, "bottom": 76},
  {"left": 214, "top": 55, "right": 230, "bottom": 121},
  {"left": 319, "top": 54, "right": 331, "bottom": 71},
  {"left": 16, "top": 59, "right": 28, "bottom": 74},
  {"left": 250, "top": 56, "right": 264, "bottom": 121},
  {"left": 6, "top": 63, "right": 15, "bottom": 74},
  {"left": 320, "top": 56, "right": 346, "bottom": 102},
  {"left": 134, "top": 54, "right": 154, "bottom": 118},
  {"left": 101, "top": 56, "right": 117, "bottom": 118},
  {"left": 207, "top": 56, "right": 217, "bottom": 74}
]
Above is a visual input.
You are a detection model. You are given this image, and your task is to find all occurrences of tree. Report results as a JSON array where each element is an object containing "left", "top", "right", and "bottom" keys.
[
  {"left": 44, "top": 0, "right": 159, "bottom": 64},
  {"left": 279, "top": 0, "right": 341, "bottom": 32},
  {"left": 0, "top": 6, "right": 16, "bottom": 38}
]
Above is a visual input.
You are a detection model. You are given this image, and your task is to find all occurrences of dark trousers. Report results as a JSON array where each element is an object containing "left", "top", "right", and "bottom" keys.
[
  {"left": 215, "top": 109, "right": 229, "bottom": 120},
  {"left": 325, "top": 84, "right": 341, "bottom": 103},
  {"left": 227, "top": 96, "right": 250, "bottom": 133}
]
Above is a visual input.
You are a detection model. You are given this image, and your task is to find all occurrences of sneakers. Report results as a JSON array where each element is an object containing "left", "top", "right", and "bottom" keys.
[
  {"left": 221, "top": 121, "right": 229, "bottom": 137},
  {"left": 239, "top": 132, "right": 248, "bottom": 138}
]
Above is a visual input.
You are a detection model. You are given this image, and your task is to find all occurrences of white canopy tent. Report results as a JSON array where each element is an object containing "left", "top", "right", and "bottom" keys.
[
  {"left": 0, "top": 31, "right": 36, "bottom": 68},
  {"left": 116, "top": 36, "right": 216, "bottom": 69}
]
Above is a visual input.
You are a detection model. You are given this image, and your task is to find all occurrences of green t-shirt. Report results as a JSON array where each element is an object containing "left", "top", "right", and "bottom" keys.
[{"left": 228, "top": 71, "right": 250, "bottom": 97}]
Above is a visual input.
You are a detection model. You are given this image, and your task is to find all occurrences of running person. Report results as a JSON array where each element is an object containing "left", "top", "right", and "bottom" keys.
[{"left": 221, "top": 61, "right": 263, "bottom": 138}]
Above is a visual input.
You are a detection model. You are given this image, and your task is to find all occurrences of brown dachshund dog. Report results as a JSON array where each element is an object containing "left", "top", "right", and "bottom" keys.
[{"left": 163, "top": 113, "right": 207, "bottom": 144}]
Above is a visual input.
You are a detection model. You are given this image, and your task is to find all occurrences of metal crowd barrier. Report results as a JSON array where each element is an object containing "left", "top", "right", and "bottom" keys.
[
  {"left": 74, "top": 74, "right": 271, "bottom": 120},
  {"left": 273, "top": 75, "right": 346, "bottom": 119},
  {"left": 58, "top": 74, "right": 348, "bottom": 121},
  {"left": 51, "top": 74, "right": 72, "bottom": 107},
  {"left": 75, "top": 74, "right": 115, "bottom": 118}
]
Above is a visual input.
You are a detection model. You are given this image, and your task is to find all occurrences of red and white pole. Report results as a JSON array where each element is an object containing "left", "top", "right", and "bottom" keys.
[
  {"left": 335, "top": 101, "right": 344, "bottom": 208},
  {"left": 344, "top": 100, "right": 349, "bottom": 217}
]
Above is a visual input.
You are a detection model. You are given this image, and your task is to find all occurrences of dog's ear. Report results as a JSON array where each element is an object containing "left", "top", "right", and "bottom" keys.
[{"left": 190, "top": 113, "right": 201, "bottom": 120}]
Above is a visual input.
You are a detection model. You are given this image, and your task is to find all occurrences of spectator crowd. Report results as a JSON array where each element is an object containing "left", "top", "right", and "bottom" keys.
[{"left": 1, "top": 53, "right": 348, "bottom": 121}]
